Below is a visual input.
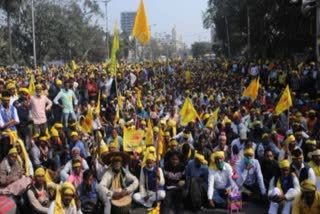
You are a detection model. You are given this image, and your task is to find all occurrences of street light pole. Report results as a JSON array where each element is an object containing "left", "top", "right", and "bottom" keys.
[
  {"left": 104, "top": 0, "right": 111, "bottom": 60},
  {"left": 31, "top": 0, "right": 37, "bottom": 67}
]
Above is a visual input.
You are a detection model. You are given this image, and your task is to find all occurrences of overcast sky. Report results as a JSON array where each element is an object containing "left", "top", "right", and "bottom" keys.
[{"left": 95, "top": 0, "right": 211, "bottom": 47}]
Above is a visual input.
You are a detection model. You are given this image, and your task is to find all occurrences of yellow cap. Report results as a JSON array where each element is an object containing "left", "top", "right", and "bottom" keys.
[
  {"left": 55, "top": 79, "right": 62, "bottom": 85},
  {"left": 39, "top": 136, "right": 49, "bottom": 142},
  {"left": 194, "top": 153, "right": 208, "bottom": 165},
  {"left": 100, "top": 145, "right": 109, "bottom": 154},
  {"left": 306, "top": 139, "right": 317, "bottom": 145},
  {"left": 35, "top": 84, "right": 42, "bottom": 90},
  {"left": 301, "top": 179, "right": 316, "bottom": 192},
  {"left": 71, "top": 131, "right": 78, "bottom": 137},
  {"left": 285, "top": 135, "right": 296, "bottom": 144},
  {"left": 61, "top": 182, "right": 75, "bottom": 195},
  {"left": 279, "top": 159, "right": 290, "bottom": 168},
  {"left": 140, "top": 120, "right": 146, "bottom": 126},
  {"left": 262, "top": 133, "right": 269, "bottom": 140},
  {"left": 244, "top": 148, "right": 254, "bottom": 156},
  {"left": 146, "top": 153, "right": 156, "bottom": 161},
  {"left": 6, "top": 83, "right": 15, "bottom": 90},
  {"left": 54, "top": 123, "right": 63, "bottom": 128},
  {"left": 169, "top": 139, "right": 178, "bottom": 146},
  {"left": 35, "top": 167, "right": 45, "bottom": 176},
  {"left": 19, "top": 88, "right": 29, "bottom": 94},
  {"left": 153, "top": 127, "right": 159, "bottom": 133},
  {"left": 8, "top": 147, "right": 17, "bottom": 155}
]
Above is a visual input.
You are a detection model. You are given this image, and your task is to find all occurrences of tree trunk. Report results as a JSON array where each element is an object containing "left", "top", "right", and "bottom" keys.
[{"left": 7, "top": 11, "right": 13, "bottom": 65}]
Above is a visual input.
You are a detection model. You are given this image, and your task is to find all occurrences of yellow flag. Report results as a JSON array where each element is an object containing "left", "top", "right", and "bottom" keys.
[
  {"left": 123, "top": 127, "right": 144, "bottom": 152},
  {"left": 110, "top": 22, "right": 119, "bottom": 75},
  {"left": 206, "top": 107, "right": 220, "bottom": 127},
  {"left": 179, "top": 98, "right": 199, "bottom": 126},
  {"left": 71, "top": 60, "right": 77, "bottom": 72},
  {"left": 95, "top": 92, "right": 101, "bottom": 115},
  {"left": 148, "top": 203, "right": 160, "bottom": 214},
  {"left": 114, "top": 107, "right": 120, "bottom": 124},
  {"left": 145, "top": 119, "right": 153, "bottom": 145},
  {"left": 132, "top": 0, "right": 151, "bottom": 45},
  {"left": 28, "top": 75, "right": 36, "bottom": 95},
  {"left": 274, "top": 85, "right": 292, "bottom": 115},
  {"left": 83, "top": 106, "right": 93, "bottom": 133},
  {"left": 242, "top": 77, "right": 260, "bottom": 101},
  {"left": 136, "top": 90, "right": 143, "bottom": 108}
]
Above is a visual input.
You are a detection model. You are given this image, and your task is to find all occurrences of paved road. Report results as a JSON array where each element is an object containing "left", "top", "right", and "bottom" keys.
[{"left": 131, "top": 201, "right": 269, "bottom": 214}]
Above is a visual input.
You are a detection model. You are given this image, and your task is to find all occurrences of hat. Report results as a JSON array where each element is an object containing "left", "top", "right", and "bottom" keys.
[
  {"left": 285, "top": 135, "right": 296, "bottom": 144},
  {"left": 164, "top": 131, "right": 170, "bottom": 137},
  {"left": 100, "top": 145, "right": 109, "bottom": 154},
  {"left": 8, "top": 147, "right": 17, "bottom": 155},
  {"left": 244, "top": 148, "right": 254, "bottom": 156},
  {"left": 54, "top": 123, "right": 63, "bottom": 128},
  {"left": 194, "top": 153, "right": 207, "bottom": 165},
  {"left": 6, "top": 83, "right": 15, "bottom": 90},
  {"left": 310, "top": 149, "right": 320, "bottom": 156},
  {"left": 213, "top": 151, "right": 225, "bottom": 159},
  {"left": 169, "top": 139, "right": 178, "bottom": 146},
  {"left": 39, "top": 136, "right": 49, "bottom": 143},
  {"left": 153, "top": 127, "right": 159, "bottom": 133},
  {"left": 262, "top": 133, "right": 269, "bottom": 140},
  {"left": 301, "top": 179, "right": 316, "bottom": 192},
  {"left": 61, "top": 182, "right": 75, "bottom": 195},
  {"left": 55, "top": 79, "right": 62, "bottom": 85},
  {"left": 102, "top": 151, "right": 130, "bottom": 165},
  {"left": 306, "top": 139, "right": 317, "bottom": 145},
  {"left": 140, "top": 120, "right": 146, "bottom": 126},
  {"left": 71, "top": 131, "right": 78, "bottom": 137},
  {"left": 35, "top": 84, "right": 42, "bottom": 90},
  {"left": 146, "top": 153, "right": 156, "bottom": 161},
  {"left": 19, "top": 88, "right": 29, "bottom": 95},
  {"left": 35, "top": 167, "right": 45, "bottom": 176},
  {"left": 279, "top": 159, "right": 290, "bottom": 169}
]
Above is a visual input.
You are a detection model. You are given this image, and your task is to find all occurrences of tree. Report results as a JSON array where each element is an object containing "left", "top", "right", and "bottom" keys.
[
  {"left": 203, "top": 0, "right": 314, "bottom": 59},
  {"left": 191, "top": 42, "right": 212, "bottom": 58},
  {"left": 0, "top": 0, "right": 25, "bottom": 64}
]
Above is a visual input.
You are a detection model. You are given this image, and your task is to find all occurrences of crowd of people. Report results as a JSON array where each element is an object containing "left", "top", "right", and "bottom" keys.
[{"left": 0, "top": 58, "right": 319, "bottom": 214}]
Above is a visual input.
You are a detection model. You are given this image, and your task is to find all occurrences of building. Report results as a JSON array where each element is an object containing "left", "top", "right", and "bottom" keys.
[{"left": 121, "top": 12, "right": 136, "bottom": 34}]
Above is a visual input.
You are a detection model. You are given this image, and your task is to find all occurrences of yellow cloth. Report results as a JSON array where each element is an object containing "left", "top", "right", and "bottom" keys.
[
  {"left": 110, "top": 22, "right": 119, "bottom": 75},
  {"left": 279, "top": 159, "right": 290, "bottom": 169},
  {"left": 206, "top": 107, "right": 220, "bottom": 127},
  {"left": 8, "top": 147, "right": 17, "bottom": 155},
  {"left": 71, "top": 60, "right": 77, "bottom": 71},
  {"left": 132, "top": 0, "right": 150, "bottom": 45},
  {"left": 28, "top": 75, "right": 36, "bottom": 96},
  {"left": 54, "top": 182, "right": 76, "bottom": 214},
  {"left": 300, "top": 179, "right": 317, "bottom": 192},
  {"left": 242, "top": 77, "right": 260, "bottom": 101},
  {"left": 83, "top": 106, "right": 93, "bottom": 133},
  {"left": 194, "top": 153, "right": 207, "bottom": 165},
  {"left": 179, "top": 98, "right": 199, "bottom": 126},
  {"left": 308, "top": 161, "right": 320, "bottom": 177},
  {"left": 274, "top": 85, "right": 292, "bottom": 115},
  {"left": 95, "top": 92, "right": 101, "bottom": 115},
  {"left": 145, "top": 119, "right": 154, "bottom": 145},
  {"left": 35, "top": 167, "right": 45, "bottom": 176},
  {"left": 292, "top": 191, "right": 320, "bottom": 214},
  {"left": 16, "top": 139, "right": 30, "bottom": 176}
]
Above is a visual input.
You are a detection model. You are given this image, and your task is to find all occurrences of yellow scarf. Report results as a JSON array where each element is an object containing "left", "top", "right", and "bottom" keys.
[
  {"left": 54, "top": 184, "right": 76, "bottom": 214},
  {"left": 309, "top": 161, "right": 320, "bottom": 177},
  {"left": 16, "top": 139, "right": 30, "bottom": 176}
]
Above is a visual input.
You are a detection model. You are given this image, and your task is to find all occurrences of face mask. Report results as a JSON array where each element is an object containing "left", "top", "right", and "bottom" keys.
[
  {"left": 217, "top": 162, "right": 225, "bottom": 170},
  {"left": 244, "top": 157, "right": 252, "bottom": 165}
]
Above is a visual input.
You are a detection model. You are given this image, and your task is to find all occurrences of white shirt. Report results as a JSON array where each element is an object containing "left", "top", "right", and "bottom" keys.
[
  {"left": 0, "top": 105, "right": 20, "bottom": 128},
  {"left": 207, "top": 162, "right": 234, "bottom": 200},
  {"left": 268, "top": 176, "right": 300, "bottom": 200},
  {"left": 291, "top": 163, "right": 317, "bottom": 183}
]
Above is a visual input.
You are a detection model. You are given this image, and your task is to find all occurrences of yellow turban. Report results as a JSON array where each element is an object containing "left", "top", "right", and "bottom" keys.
[
  {"left": 213, "top": 151, "right": 225, "bottom": 160},
  {"left": 306, "top": 139, "right": 316, "bottom": 145},
  {"left": 300, "top": 179, "right": 316, "bottom": 192},
  {"left": 8, "top": 147, "right": 17, "bottom": 155},
  {"left": 244, "top": 148, "right": 254, "bottom": 156},
  {"left": 61, "top": 182, "right": 75, "bottom": 195},
  {"left": 6, "top": 83, "right": 15, "bottom": 90},
  {"left": 146, "top": 153, "right": 156, "bottom": 162},
  {"left": 279, "top": 159, "right": 290, "bottom": 169},
  {"left": 19, "top": 88, "right": 29, "bottom": 94},
  {"left": 285, "top": 135, "right": 296, "bottom": 144},
  {"left": 194, "top": 153, "right": 208, "bottom": 165},
  {"left": 35, "top": 167, "right": 45, "bottom": 176},
  {"left": 169, "top": 140, "right": 178, "bottom": 146},
  {"left": 71, "top": 131, "right": 78, "bottom": 137}
]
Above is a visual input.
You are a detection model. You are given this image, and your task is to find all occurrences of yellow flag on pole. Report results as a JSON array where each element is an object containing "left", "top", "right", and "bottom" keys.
[
  {"left": 123, "top": 127, "right": 144, "bottom": 152},
  {"left": 274, "top": 85, "right": 292, "bottom": 115},
  {"left": 95, "top": 92, "right": 101, "bottom": 115},
  {"left": 132, "top": 0, "right": 151, "bottom": 45},
  {"left": 110, "top": 22, "right": 119, "bottom": 75},
  {"left": 83, "top": 106, "right": 93, "bottom": 133},
  {"left": 28, "top": 75, "right": 36, "bottom": 95},
  {"left": 179, "top": 98, "right": 199, "bottom": 126},
  {"left": 145, "top": 119, "right": 153, "bottom": 145},
  {"left": 206, "top": 107, "right": 220, "bottom": 127},
  {"left": 242, "top": 77, "right": 260, "bottom": 101},
  {"left": 71, "top": 60, "right": 77, "bottom": 72}
]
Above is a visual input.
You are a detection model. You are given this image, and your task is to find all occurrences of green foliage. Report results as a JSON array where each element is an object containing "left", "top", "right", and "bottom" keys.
[
  {"left": 1, "top": 0, "right": 110, "bottom": 65},
  {"left": 191, "top": 42, "right": 212, "bottom": 58},
  {"left": 203, "top": 0, "right": 315, "bottom": 59}
]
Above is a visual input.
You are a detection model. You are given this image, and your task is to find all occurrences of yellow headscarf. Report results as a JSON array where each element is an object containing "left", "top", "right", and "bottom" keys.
[
  {"left": 16, "top": 139, "right": 30, "bottom": 176},
  {"left": 54, "top": 182, "right": 76, "bottom": 214}
]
